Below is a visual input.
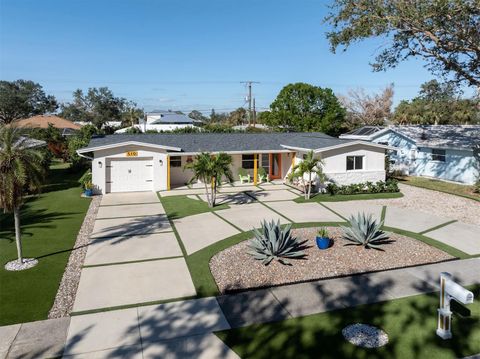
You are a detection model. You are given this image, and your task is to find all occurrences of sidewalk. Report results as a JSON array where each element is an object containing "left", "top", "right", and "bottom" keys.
[{"left": 1, "top": 257, "right": 479, "bottom": 358}]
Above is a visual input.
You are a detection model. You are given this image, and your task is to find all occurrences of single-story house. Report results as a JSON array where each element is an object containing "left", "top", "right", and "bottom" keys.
[
  {"left": 77, "top": 132, "right": 392, "bottom": 194},
  {"left": 115, "top": 110, "right": 200, "bottom": 133},
  {"left": 15, "top": 115, "right": 81, "bottom": 136},
  {"left": 340, "top": 125, "right": 480, "bottom": 185}
]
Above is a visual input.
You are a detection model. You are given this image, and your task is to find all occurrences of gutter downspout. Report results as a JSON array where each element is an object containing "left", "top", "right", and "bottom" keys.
[{"left": 76, "top": 151, "right": 93, "bottom": 160}]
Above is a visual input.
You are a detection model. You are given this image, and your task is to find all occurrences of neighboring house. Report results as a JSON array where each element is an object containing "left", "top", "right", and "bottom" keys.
[
  {"left": 115, "top": 110, "right": 199, "bottom": 133},
  {"left": 15, "top": 115, "right": 81, "bottom": 136},
  {"left": 77, "top": 132, "right": 391, "bottom": 194},
  {"left": 340, "top": 125, "right": 480, "bottom": 185}
]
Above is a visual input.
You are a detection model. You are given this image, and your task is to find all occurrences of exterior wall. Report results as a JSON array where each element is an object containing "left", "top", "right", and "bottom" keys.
[
  {"left": 372, "top": 130, "right": 477, "bottom": 184},
  {"left": 92, "top": 145, "right": 168, "bottom": 194}
]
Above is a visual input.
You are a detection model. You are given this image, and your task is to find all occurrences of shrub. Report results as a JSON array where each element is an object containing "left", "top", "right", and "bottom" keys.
[
  {"left": 341, "top": 213, "right": 391, "bottom": 249},
  {"left": 248, "top": 220, "right": 308, "bottom": 265},
  {"left": 326, "top": 183, "right": 339, "bottom": 195},
  {"left": 317, "top": 227, "right": 329, "bottom": 238},
  {"left": 78, "top": 169, "right": 92, "bottom": 189},
  {"left": 475, "top": 179, "right": 480, "bottom": 194}
]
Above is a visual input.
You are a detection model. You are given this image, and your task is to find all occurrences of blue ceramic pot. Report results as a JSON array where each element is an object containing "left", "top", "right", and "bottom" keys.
[
  {"left": 316, "top": 236, "right": 330, "bottom": 250},
  {"left": 84, "top": 189, "right": 93, "bottom": 197}
]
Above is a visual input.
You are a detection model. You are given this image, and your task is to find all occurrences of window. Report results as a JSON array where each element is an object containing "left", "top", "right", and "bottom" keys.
[
  {"left": 346, "top": 156, "right": 363, "bottom": 171},
  {"left": 261, "top": 153, "right": 269, "bottom": 172},
  {"left": 170, "top": 156, "right": 181, "bottom": 167},
  {"left": 431, "top": 149, "right": 446, "bottom": 162},
  {"left": 242, "top": 154, "right": 255, "bottom": 169}
]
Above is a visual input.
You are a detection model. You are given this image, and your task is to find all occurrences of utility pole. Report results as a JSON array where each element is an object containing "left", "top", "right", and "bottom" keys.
[
  {"left": 253, "top": 97, "right": 257, "bottom": 127},
  {"left": 241, "top": 81, "right": 259, "bottom": 126}
]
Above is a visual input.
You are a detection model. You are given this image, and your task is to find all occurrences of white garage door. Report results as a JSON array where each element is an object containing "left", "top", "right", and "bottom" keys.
[{"left": 106, "top": 158, "right": 154, "bottom": 193}]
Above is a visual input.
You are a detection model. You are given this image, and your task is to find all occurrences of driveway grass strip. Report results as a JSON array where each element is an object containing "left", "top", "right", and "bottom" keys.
[
  {"left": 216, "top": 285, "right": 480, "bottom": 359},
  {"left": 160, "top": 194, "right": 230, "bottom": 220},
  {"left": 419, "top": 220, "right": 458, "bottom": 235},
  {"left": 294, "top": 192, "right": 404, "bottom": 203},
  {"left": 317, "top": 202, "right": 348, "bottom": 222},
  {"left": 211, "top": 211, "right": 245, "bottom": 233},
  {"left": 381, "top": 205, "right": 387, "bottom": 222},
  {"left": 70, "top": 295, "right": 198, "bottom": 316},
  {"left": 82, "top": 256, "right": 185, "bottom": 268},
  {"left": 0, "top": 164, "right": 91, "bottom": 326},
  {"left": 382, "top": 226, "right": 471, "bottom": 259}
]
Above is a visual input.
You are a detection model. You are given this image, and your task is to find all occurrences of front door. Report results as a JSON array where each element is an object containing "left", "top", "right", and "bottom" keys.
[{"left": 269, "top": 153, "right": 282, "bottom": 179}]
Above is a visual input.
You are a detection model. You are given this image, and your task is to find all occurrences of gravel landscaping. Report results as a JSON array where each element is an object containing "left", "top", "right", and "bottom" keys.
[
  {"left": 210, "top": 227, "right": 453, "bottom": 293},
  {"left": 48, "top": 195, "right": 101, "bottom": 318}
]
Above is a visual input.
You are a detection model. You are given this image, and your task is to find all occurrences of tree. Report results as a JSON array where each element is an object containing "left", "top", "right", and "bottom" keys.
[
  {"left": 185, "top": 152, "right": 234, "bottom": 207},
  {"left": 0, "top": 125, "right": 45, "bottom": 264},
  {"left": 188, "top": 110, "right": 207, "bottom": 123},
  {"left": 288, "top": 150, "right": 325, "bottom": 200},
  {"left": 325, "top": 0, "right": 480, "bottom": 87},
  {"left": 393, "top": 80, "right": 479, "bottom": 124},
  {"left": 67, "top": 124, "right": 99, "bottom": 169},
  {"left": 60, "top": 87, "right": 127, "bottom": 129},
  {"left": 265, "top": 83, "right": 347, "bottom": 136},
  {"left": 122, "top": 102, "right": 144, "bottom": 127},
  {"left": 339, "top": 84, "right": 394, "bottom": 128},
  {"left": 227, "top": 108, "right": 248, "bottom": 125},
  {"left": 0, "top": 80, "right": 57, "bottom": 124}
]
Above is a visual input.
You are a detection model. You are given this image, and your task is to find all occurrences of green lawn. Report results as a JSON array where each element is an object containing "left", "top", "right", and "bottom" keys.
[
  {"left": 160, "top": 194, "right": 229, "bottom": 220},
  {"left": 217, "top": 285, "right": 480, "bottom": 359},
  {"left": 294, "top": 192, "right": 404, "bottom": 203},
  {"left": 397, "top": 176, "right": 479, "bottom": 202},
  {"left": 0, "top": 164, "right": 91, "bottom": 326}
]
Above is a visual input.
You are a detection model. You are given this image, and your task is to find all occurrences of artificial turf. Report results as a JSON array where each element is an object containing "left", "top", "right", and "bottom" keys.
[
  {"left": 294, "top": 192, "right": 404, "bottom": 203},
  {"left": 216, "top": 285, "right": 480, "bottom": 359},
  {"left": 160, "top": 194, "right": 229, "bottom": 220},
  {"left": 0, "top": 163, "right": 91, "bottom": 326}
]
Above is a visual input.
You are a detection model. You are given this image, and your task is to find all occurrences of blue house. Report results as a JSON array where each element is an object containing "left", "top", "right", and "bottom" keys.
[{"left": 340, "top": 125, "right": 480, "bottom": 185}]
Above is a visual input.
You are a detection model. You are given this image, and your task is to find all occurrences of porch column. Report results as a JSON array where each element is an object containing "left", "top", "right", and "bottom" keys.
[
  {"left": 167, "top": 155, "right": 171, "bottom": 190},
  {"left": 253, "top": 154, "right": 258, "bottom": 186},
  {"left": 291, "top": 152, "right": 296, "bottom": 168}
]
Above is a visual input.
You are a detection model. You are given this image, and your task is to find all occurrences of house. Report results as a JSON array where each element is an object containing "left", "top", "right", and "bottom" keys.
[
  {"left": 15, "top": 115, "right": 81, "bottom": 136},
  {"left": 77, "top": 132, "right": 391, "bottom": 194},
  {"left": 340, "top": 125, "right": 480, "bottom": 185},
  {"left": 115, "top": 110, "right": 200, "bottom": 133}
]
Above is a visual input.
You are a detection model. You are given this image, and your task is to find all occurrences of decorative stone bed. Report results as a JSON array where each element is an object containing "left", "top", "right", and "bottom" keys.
[{"left": 210, "top": 227, "right": 453, "bottom": 293}]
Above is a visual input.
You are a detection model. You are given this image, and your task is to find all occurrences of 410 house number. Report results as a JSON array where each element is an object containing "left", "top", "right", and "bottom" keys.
[{"left": 126, "top": 151, "right": 138, "bottom": 157}]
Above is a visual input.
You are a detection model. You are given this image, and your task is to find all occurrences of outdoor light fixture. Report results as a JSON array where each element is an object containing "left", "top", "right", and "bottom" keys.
[
  {"left": 159, "top": 159, "right": 163, "bottom": 166},
  {"left": 98, "top": 161, "right": 102, "bottom": 168}
]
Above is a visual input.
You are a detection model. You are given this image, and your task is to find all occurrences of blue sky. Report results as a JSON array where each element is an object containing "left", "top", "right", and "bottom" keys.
[{"left": 0, "top": 0, "right": 443, "bottom": 113}]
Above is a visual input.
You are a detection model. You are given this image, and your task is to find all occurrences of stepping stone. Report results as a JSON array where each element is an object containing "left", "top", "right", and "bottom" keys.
[
  {"left": 384, "top": 206, "right": 452, "bottom": 233},
  {"left": 217, "top": 289, "right": 291, "bottom": 328},
  {"left": 137, "top": 297, "right": 230, "bottom": 342},
  {"left": 322, "top": 201, "right": 383, "bottom": 222},
  {"left": 85, "top": 232, "right": 183, "bottom": 266},
  {"left": 96, "top": 203, "right": 165, "bottom": 219},
  {"left": 73, "top": 258, "right": 196, "bottom": 312},
  {"left": 101, "top": 192, "right": 160, "bottom": 206},
  {"left": 425, "top": 222, "right": 480, "bottom": 255},
  {"left": 174, "top": 212, "right": 240, "bottom": 255},
  {"left": 249, "top": 189, "right": 299, "bottom": 202},
  {"left": 142, "top": 333, "right": 240, "bottom": 359},
  {"left": 267, "top": 201, "right": 344, "bottom": 223},
  {"left": 216, "top": 203, "right": 290, "bottom": 231},
  {"left": 90, "top": 215, "right": 172, "bottom": 239},
  {"left": 64, "top": 308, "right": 140, "bottom": 355}
]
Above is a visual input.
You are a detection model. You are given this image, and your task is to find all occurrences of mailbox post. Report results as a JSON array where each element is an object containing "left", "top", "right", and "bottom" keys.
[{"left": 437, "top": 272, "right": 474, "bottom": 339}]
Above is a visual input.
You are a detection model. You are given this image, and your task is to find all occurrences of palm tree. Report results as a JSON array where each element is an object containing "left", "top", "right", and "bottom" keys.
[
  {"left": 122, "top": 105, "right": 144, "bottom": 128},
  {"left": 0, "top": 125, "right": 45, "bottom": 263},
  {"left": 185, "top": 152, "right": 234, "bottom": 207},
  {"left": 288, "top": 150, "right": 326, "bottom": 200}
]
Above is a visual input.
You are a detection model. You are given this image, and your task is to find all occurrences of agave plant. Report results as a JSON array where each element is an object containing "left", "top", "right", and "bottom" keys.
[
  {"left": 248, "top": 220, "right": 307, "bottom": 265},
  {"left": 341, "top": 213, "right": 391, "bottom": 249}
]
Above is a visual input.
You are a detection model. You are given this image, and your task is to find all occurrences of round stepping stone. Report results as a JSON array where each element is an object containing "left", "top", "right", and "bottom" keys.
[{"left": 342, "top": 323, "right": 389, "bottom": 348}]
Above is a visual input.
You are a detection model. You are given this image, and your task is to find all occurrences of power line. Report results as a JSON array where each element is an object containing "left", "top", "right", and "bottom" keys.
[{"left": 240, "top": 81, "right": 260, "bottom": 125}]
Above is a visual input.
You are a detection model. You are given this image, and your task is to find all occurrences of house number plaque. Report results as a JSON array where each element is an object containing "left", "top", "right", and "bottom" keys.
[{"left": 126, "top": 151, "right": 138, "bottom": 157}]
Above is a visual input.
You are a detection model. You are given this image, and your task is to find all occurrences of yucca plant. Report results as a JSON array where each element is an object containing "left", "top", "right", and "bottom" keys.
[
  {"left": 341, "top": 213, "right": 391, "bottom": 249},
  {"left": 248, "top": 220, "right": 307, "bottom": 265}
]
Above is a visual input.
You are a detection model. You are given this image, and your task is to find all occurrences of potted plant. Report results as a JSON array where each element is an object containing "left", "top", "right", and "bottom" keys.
[
  {"left": 83, "top": 181, "right": 94, "bottom": 197},
  {"left": 316, "top": 227, "right": 330, "bottom": 249}
]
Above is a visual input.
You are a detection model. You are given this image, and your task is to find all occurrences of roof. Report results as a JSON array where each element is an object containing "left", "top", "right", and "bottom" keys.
[
  {"left": 372, "top": 125, "right": 480, "bottom": 150},
  {"left": 340, "top": 126, "right": 384, "bottom": 139},
  {"left": 0, "top": 136, "right": 46, "bottom": 150},
  {"left": 147, "top": 111, "right": 195, "bottom": 124},
  {"left": 78, "top": 132, "right": 391, "bottom": 154},
  {"left": 15, "top": 115, "right": 81, "bottom": 130}
]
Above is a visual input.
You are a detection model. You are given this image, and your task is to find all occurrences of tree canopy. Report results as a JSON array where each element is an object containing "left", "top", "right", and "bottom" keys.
[
  {"left": 263, "top": 83, "right": 347, "bottom": 136},
  {"left": 60, "top": 87, "right": 129, "bottom": 129},
  {"left": 392, "top": 80, "right": 479, "bottom": 124},
  {"left": 325, "top": 0, "right": 480, "bottom": 87},
  {"left": 0, "top": 80, "right": 58, "bottom": 124}
]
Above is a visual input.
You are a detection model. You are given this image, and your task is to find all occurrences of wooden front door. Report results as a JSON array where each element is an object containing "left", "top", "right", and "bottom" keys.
[{"left": 269, "top": 153, "right": 282, "bottom": 179}]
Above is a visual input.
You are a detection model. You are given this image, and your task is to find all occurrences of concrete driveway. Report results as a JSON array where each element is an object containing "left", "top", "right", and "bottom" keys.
[{"left": 74, "top": 192, "right": 196, "bottom": 313}]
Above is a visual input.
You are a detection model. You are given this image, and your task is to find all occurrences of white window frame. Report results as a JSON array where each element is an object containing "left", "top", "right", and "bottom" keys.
[
  {"left": 431, "top": 149, "right": 446, "bottom": 162},
  {"left": 170, "top": 156, "right": 182, "bottom": 167},
  {"left": 346, "top": 155, "right": 364, "bottom": 171}
]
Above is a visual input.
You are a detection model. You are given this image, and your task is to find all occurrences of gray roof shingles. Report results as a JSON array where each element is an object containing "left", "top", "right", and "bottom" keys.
[{"left": 83, "top": 132, "right": 356, "bottom": 153}]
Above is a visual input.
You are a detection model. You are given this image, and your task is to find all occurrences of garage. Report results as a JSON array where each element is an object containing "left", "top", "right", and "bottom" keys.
[{"left": 106, "top": 157, "right": 154, "bottom": 193}]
